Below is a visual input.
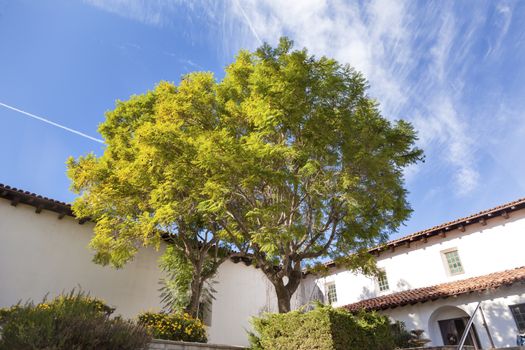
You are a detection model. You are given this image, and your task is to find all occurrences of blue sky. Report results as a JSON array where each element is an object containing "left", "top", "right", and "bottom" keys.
[{"left": 1, "top": 0, "right": 524, "bottom": 239}]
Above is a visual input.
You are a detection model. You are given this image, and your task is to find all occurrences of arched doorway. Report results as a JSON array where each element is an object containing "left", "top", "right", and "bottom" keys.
[{"left": 428, "top": 305, "right": 481, "bottom": 349}]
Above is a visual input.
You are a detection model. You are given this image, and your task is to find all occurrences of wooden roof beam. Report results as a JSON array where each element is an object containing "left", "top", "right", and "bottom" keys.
[{"left": 10, "top": 196, "right": 20, "bottom": 207}]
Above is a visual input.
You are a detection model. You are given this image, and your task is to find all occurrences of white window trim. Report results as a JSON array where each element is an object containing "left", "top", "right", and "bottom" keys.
[
  {"left": 325, "top": 282, "right": 338, "bottom": 305},
  {"left": 441, "top": 247, "right": 465, "bottom": 276},
  {"left": 375, "top": 268, "right": 390, "bottom": 293}
]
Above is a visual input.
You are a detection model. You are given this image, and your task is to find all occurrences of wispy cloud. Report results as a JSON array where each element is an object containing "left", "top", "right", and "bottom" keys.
[
  {"left": 231, "top": 0, "right": 521, "bottom": 198},
  {"left": 83, "top": 0, "right": 520, "bottom": 197},
  {"left": 84, "top": 0, "right": 173, "bottom": 26},
  {"left": 220, "top": 0, "right": 486, "bottom": 196},
  {"left": 233, "top": 0, "right": 263, "bottom": 45}
]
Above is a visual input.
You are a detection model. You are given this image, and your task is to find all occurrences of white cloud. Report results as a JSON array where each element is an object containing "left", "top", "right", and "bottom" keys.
[
  {"left": 225, "top": 0, "right": 482, "bottom": 196},
  {"left": 84, "top": 0, "right": 521, "bottom": 197},
  {"left": 84, "top": 0, "right": 170, "bottom": 26}
]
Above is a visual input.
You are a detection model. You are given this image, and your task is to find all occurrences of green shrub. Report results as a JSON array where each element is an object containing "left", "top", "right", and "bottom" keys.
[
  {"left": 0, "top": 291, "right": 150, "bottom": 350},
  {"left": 390, "top": 321, "right": 412, "bottom": 349},
  {"left": 249, "top": 304, "right": 396, "bottom": 350},
  {"left": 137, "top": 311, "right": 207, "bottom": 343}
]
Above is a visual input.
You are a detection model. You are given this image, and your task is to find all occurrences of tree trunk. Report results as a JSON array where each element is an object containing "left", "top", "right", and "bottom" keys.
[
  {"left": 272, "top": 272, "right": 302, "bottom": 313},
  {"left": 274, "top": 283, "right": 292, "bottom": 313},
  {"left": 186, "top": 268, "right": 203, "bottom": 318}
]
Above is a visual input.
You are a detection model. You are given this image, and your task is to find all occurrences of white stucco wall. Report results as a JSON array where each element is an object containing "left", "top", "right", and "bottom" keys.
[
  {"left": 0, "top": 199, "right": 164, "bottom": 318},
  {"left": 2, "top": 193, "right": 525, "bottom": 347},
  {"left": 207, "top": 260, "right": 276, "bottom": 346},
  {"left": 207, "top": 260, "right": 320, "bottom": 346},
  {"left": 383, "top": 284, "right": 525, "bottom": 348},
  {"left": 319, "top": 210, "right": 525, "bottom": 308},
  {"left": 0, "top": 196, "right": 320, "bottom": 347}
]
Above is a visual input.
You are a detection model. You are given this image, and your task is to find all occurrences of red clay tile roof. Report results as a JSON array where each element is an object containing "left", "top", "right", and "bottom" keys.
[
  {"left": 323, "top": 197, "right": 525, "bottom": 268},
  {"left": 0, "top": 183, "right": 73, "bottom": 214},
  {"left": 0, "top": 183, "right": 86, "bottom": 221},
  {"left": 372, "top": 197, "right": 525, "bottom": 252},
  {"left": 2, "top": 182, "right": 525, "bottom": 257},
  {"left": 343, "top": 266, "right": 525, "bottom": 312}
]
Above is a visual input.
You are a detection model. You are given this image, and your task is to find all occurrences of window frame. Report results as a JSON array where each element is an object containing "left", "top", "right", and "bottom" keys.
[
  {"left": 510, "top": 303, "right": 525, "bottom": 333},
  {"left": 325, "top": 282, "right": 338, "bottom": 305},
  {"left": 376, "top": 269, "right": 390, "bottom": 292},
  {"left": 441, "top": 248, "right": 465, "bottom": 276}
]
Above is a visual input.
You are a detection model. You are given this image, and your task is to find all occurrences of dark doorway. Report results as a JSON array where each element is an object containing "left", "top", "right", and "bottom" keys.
[{"left": 438, "top": 317, "right": 481, "bottom": 349}]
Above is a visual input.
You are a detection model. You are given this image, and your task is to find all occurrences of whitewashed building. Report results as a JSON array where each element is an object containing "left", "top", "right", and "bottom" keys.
[
  {"left": 316, "top": 198, "right": 525, "bottom": 349},
  {"left": 1, "top": 182, "right": 524, "bottom": 348}
]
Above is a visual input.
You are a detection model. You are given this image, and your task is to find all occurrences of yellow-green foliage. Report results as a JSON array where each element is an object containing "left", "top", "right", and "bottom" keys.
[
  {"left": 250, "top": 305, "right": 395, "bottom": 350},
  {"left": 67, "top": 36, "right": 423, "bottom": 313},
  {"left": 138, "top": 311, "right": 207, "bottom": 343}
]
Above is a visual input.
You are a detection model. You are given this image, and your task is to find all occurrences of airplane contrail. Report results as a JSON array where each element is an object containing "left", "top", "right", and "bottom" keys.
[
  {"left": 0, "top": 101, "right": 105, "bottom": 144},
  {"left": 234, "top": 0, "right": 263, "bottom": 45}
]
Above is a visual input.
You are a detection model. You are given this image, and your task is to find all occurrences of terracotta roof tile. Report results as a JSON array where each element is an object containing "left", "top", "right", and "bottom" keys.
[
  {"left": 324, "top": 197, "right": 525, "bottom": 268},
  {"left": 376, "top": 197, "right": 525, "bottom": 250},
  {"left": 343, "top": 266, "right": 525, "bottom": 312},
  {"left": 0, "top": 183, "right": 75, "bottom": 218}
]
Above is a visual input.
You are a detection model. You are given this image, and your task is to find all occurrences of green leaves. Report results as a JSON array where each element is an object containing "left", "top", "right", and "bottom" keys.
[
  {"left": 250, "top": 304, "right": 396, "bottom": 350},
  {"left": 67, "top": 37, "right": 423, "bottom": 311}
]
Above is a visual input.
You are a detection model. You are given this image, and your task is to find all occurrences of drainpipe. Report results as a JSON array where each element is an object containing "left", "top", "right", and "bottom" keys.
[{"left": 458, "top": 301, "right": 481, "bottom": 350}]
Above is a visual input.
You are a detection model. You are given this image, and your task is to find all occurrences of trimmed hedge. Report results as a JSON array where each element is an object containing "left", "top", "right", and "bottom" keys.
[
  {"left": 137, "top": 311, "right": 207, "bottom": 343},
  {"left": 249, "top": 304, "right": 396, "bottom": 350}
]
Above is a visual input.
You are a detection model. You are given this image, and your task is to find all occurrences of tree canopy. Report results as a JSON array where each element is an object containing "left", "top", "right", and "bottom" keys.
[
  {"left": 68, "top": 37, "right": 422, "bottom": 314},
  {"left": 67, "top": 73, "right": 229, "bottom": 317},
  {"left": 206, "top": 38, "right": 422, "bottom": 311}
]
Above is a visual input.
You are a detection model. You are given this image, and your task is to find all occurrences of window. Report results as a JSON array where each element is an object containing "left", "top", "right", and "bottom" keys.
[
  {"left": 326, "top": 282, "right": 338, "bottom": 304},
  {"left": 377, "top": 269, "right": 390, "bottom": 292},
  {"left": 510, "top": 303, "right": 525, "bottom": 332},
  {"left": 442, "top": 249, "right": 464, "bottom": 275}
]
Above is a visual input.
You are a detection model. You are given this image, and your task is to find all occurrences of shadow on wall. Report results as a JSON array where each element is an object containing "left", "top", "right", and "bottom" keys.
[
  {"left": 295, "top": 280, "right": 324, "bottom": 311},
  {"left": 397, "top": 279, "right": 412, "bottom": 291},
  {"left": 404, "top": 308, "right": 424, "bottom": 332},
  {"left": 480, "top": 297, "right": 519, "bottom": 347},
  {"left": 359, "top": 285, "right": 376, "bottom": 300},
  {"left": 257, "top": 278, "right": 278, "bottom": 315},
  {"left": 356, "top": 278, "right": 413, "bottom": 302}
]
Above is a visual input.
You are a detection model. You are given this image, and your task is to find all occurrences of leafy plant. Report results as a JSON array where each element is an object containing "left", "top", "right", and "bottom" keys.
[
  {"left": 390, "top": 321, "right": 412, "bottom": 349},
  {"left": 249, "top": 304, "right": 396, "bottom": 350},
  {"left": 158, "top": 245, "right": 217, "bottom": 317},
  {"left": 137, "top": 311, "right": 207, "bottom": 343},
  {"left": 0, "top": 290, "right": 150, "bottom": 350}
]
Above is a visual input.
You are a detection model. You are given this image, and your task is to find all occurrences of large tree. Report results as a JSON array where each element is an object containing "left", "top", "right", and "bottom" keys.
[
  {"left": 68, "top": 37, "right": 422, "bottom": 315},
  {"left": 67, "top": 74, "right": 230, "bottom": 317},
  {"left": 200, "top": 38, "right": 423, "bottom": 312}
]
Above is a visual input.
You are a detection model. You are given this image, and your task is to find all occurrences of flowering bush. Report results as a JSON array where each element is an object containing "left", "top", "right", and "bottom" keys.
[
  {"left": 0, "top": 291, "right": 150, "bottom": 350},
  {"left": 138, "top": 311, "right": 207, "bottom": 343}
]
